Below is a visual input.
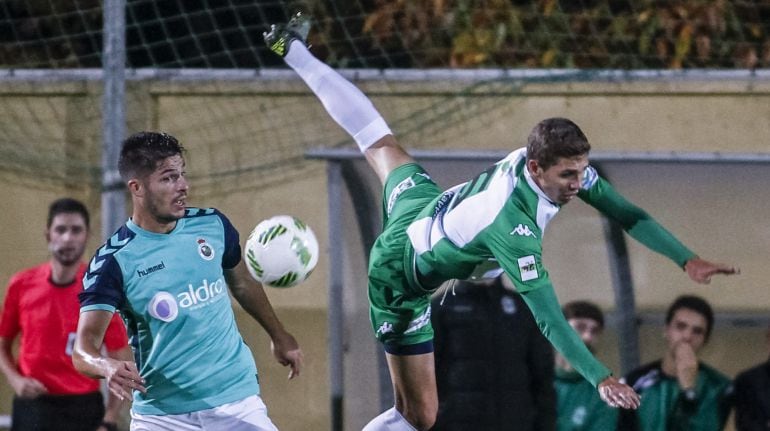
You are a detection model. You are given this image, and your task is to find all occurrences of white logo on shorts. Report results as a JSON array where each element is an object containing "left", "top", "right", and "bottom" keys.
[
  {"left": 404, "top": 307, "right": 432, "bottom": 334},
  {"left": 376, "top": 321, "right": 394, "bottom": 336},
  {"left": 387, "top": 177, "right": 416, "bottom": 216}
]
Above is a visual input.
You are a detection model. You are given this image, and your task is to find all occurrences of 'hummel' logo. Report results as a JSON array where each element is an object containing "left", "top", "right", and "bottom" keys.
[
  {"left": 510, "top": 224, "right": 537, "bottom": 238},
  {"left": 137, "top": 261, "right": 166, "bottom": 278}
]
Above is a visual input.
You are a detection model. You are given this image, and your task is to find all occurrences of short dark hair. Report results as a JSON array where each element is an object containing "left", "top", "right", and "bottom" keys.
[
  {"left": 48, "top": 198, "right": 89, "bottom": 229},
  {"left": 526, "top": 118, "right": 591, "bottom": 170},
  {"left": 562, "top": 300, "right": 604, "bottom": 329},
  {"left": 666, "top": 295, "right": 714, "bottom": 342},
  {"left": 118, "top": 131, "right": 185, "bottom": 180}
]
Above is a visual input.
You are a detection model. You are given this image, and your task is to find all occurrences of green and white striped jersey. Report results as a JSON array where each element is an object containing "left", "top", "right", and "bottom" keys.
[{"left": 406, "top": 147, "right": 696, "bottom": 292}]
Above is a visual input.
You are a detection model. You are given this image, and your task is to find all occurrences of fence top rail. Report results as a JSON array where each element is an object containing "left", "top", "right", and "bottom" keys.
[
  {"left": 1, "top": 68, "right": 770, "bottom": 83},
  {"left": 306, "top": 148, "right": 770, "bottom": 164}
]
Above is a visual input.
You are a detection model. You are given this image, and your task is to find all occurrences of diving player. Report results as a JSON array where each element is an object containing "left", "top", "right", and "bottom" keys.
[{"left": 265, "top": 14, "right": 738, "bottom": 431}]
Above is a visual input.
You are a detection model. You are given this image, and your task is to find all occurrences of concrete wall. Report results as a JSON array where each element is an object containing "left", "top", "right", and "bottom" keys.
[{"left": 0, "top": 73, "right": 768, "bottom": 430}]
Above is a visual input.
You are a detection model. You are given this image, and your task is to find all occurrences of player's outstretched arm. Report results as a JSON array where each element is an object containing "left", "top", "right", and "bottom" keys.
[
  {"left": 520, "top": 284, "right": 612, "bottom": 386},
  {"left": 73, "top": 310, "right": 145, "bottom": 400},
  {"left": 224, "top": 261, "right": 303, "bottom": 379},
  {"left": 684, "top": 257, "right": 740, "bottom": 284},
  {"left": 598, "top": 376, "right": 641, "bottom": 409},
  {"left": 582, "top": 178, "right": 740, "bottom": 282}
]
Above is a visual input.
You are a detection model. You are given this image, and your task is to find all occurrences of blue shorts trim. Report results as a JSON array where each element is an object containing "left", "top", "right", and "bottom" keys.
[
  {"left": 383, "top": 340, "right": 434, "bottom": 356},
  {"left": 80, "top": 304, "right": 117, "bottom": 313}
]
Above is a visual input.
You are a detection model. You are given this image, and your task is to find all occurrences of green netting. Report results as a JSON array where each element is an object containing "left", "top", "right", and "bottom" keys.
[{"left": 0, "top": 1, "right": 768, "bottom": 193}]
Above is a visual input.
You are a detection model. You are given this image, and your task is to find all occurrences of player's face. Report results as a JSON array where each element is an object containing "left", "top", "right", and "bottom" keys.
[
  {"left": 528, "top": 155, "right": 589, "bottom": 205},
  {"left": 664, "top": 308, "right": 708, "bottom": 353},
  {"left": 143, "top": 155, "right": 188, "bottom": 224},
  {"left": 568, "top": 317, "right": 603, "bottom": 352},
  {"left": 47, "top": 213, "right": 88, "bottom": 266}
]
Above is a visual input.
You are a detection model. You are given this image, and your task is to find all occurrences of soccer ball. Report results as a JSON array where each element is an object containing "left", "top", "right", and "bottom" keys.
[{"left": 244, "top": 215, "right": 319, "bottom": 288}]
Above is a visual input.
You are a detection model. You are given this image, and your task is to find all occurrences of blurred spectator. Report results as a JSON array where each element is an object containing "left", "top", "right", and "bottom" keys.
[
  {"left": 431, "top": 274, "right": 556, "bottom": 431},
  {"left": 618, "top": 295, "right": 733, "bottom": 431},
  {"left": 555, "top": 300, "right": 618, "bottom": 431},
  {"left": 733, "top": 325, "right": 770, "bottom": 431},
  {"left": 0, "top": 198, "right": 131, "bottom": 431}
]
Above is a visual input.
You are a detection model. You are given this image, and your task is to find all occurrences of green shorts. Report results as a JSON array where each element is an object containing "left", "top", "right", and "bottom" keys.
[{"left": 367, "top": 163, "right": 442, "bottom": 352}]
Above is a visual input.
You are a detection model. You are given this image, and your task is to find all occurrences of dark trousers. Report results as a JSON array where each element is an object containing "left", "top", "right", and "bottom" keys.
[{"left": 11, "top": 391, "right": 104, "bottom": 431}]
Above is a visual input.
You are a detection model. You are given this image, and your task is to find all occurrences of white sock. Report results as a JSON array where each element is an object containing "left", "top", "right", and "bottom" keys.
[
  {"left": 284, "top": 41, "right": 392, "bottom": 152},
  {"left": 361, "top": 407, "right": 417, "bottom": 431}
]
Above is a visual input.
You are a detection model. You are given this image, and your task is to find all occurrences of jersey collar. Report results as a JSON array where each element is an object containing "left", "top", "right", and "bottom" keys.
[{"left": 127, "top": 217, "right": 186, "bottom": 238}]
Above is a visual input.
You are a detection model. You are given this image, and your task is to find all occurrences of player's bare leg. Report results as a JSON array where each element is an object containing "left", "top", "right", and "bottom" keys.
[
  {"left": 364, "top": 135, "right": 414, "bottom": 184},
  {"left": 362, "top": 352, "right": 438, "bottom": 431},
  {"left": 265, "top": 13, "right": 413, "bottom": 184}
]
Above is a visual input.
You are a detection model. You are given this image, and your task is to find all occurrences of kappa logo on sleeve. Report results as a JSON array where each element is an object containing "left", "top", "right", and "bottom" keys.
[{"left": 518, "top": 255, "right": 538, "bottom": 281}]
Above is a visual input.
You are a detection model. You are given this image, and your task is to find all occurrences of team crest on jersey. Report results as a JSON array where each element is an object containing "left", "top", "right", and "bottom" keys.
[
  {"left": 500, "top": 296, "right": 517, "bottom": 315},
  {"left": 570, "top": 406, "right": 588, "bottom": 426},
  {"left": 197, "top": 238, "right": 215, "bottom": 261}
]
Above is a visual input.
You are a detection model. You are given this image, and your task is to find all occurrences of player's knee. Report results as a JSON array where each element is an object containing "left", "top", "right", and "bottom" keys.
[{"left": 365, "top": 139, "right": 414, "bottom": 183}]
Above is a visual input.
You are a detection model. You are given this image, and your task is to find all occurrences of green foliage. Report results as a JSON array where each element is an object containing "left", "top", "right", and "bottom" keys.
[
  {"left": 0, "top": 0, "right": 767, "bottom": 69},
  {"left": 347, "top": 0, "right": 770, "bottom": 69}
]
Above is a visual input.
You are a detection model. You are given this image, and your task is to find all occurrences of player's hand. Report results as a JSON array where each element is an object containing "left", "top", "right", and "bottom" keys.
[
  {"left": 104, "top": 359, "right": 145, "bottom": 401},
  {"left": 684, "top": 257, "right": 739, "bottom": 284},
  {"left": 11, "top": 375, "right": 48, "bottom": 398},
  {"left": 673, "top": 341, "right": 698, "bottom": 390},
  {"left": 270, "top": 331, "right": 303, "bottom": 379},
  {"left": 598, "top": 376, "right": 641, "bottom": 409}
]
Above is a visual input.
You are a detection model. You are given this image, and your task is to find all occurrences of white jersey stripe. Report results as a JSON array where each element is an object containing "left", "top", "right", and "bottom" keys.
[{"left": 443, "top": 167, "right": 515, "bottom": 248}]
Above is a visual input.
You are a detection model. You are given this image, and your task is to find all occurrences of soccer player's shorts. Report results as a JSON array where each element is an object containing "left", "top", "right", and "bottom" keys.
[
  {"left": 367, "top": 162, "right": 442, "bottom": 354},
  {"left": 129, "top": 395, "right": 277, "bottom": 431}
]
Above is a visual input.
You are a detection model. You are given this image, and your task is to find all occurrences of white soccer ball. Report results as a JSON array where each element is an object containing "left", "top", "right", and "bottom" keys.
[{"left": 244, "top": 215, "right": 319, "bottom": 288}]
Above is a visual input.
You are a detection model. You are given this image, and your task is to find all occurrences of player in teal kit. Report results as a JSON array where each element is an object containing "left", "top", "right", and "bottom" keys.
[
  {"left": 266, "top": 14, "right": 738, "bottom": 431},
  {"left": 73, "top": 132, "right": 303, "bottom": 430}
]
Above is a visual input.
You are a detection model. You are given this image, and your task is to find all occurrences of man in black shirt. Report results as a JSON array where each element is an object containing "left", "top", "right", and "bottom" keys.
[
  {"left": 733, "top": 326, "right": 770, "bottom": 431},
  {"left": 431, "top": 275, "right": 556, "bottom": 431}
]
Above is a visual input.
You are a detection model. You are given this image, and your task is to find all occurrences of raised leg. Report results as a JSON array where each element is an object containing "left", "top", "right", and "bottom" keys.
[{"left": 265, "top": 14, "right": 414, "bottom": 184}]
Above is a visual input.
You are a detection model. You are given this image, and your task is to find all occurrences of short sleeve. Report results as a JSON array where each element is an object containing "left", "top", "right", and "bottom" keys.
[
  {"left": 214, "top": 210, "right": 242, "bottom": 269},
  {"left": 79, "top": 254, "right": 126, "bottom": 312},
  {"left": 0, "top": 274, "right": 22, "bottom": 339}
]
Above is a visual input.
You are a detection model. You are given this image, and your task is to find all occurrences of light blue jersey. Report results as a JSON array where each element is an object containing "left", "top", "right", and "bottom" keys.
[{"left": 79, "top": 208, "right": 259, "bottom": 415}]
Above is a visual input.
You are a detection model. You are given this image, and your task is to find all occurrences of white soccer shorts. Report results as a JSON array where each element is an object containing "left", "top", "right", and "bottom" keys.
[{"left": 129, "top": 395, "right": 278, "bottom": 431}]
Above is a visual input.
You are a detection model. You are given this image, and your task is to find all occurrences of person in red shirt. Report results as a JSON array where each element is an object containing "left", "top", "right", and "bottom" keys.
[{"left": 0, "top": 198, "right": 131, "bottom": 431}]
